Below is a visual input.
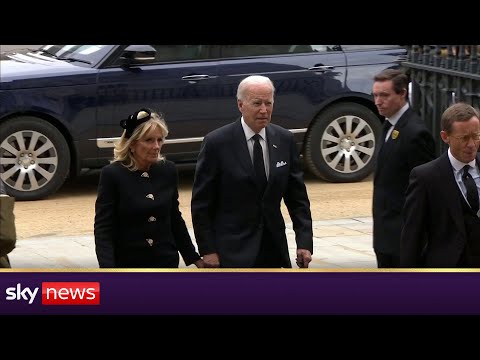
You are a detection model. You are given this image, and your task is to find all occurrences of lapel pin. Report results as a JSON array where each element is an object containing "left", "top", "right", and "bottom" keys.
[
  {"left": 392, "top": 130, "right": 399, "bottom": 140},
  {"left": 273, "top": 144, "right": 277, "bottom": 148}
]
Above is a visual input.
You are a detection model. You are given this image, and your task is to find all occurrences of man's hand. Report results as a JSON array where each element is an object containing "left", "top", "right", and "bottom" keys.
[
  {"left": 194, "top": 259, "right": 205, "bottom": 268},
  {"left": 296, "top": 249, "right": 312, "bottom": 268},
  {"left": 203, "top": 253, "right": 220, "bottom": 268}
]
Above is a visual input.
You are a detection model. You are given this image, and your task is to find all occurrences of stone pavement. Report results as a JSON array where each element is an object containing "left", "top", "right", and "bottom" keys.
[{"left": 8, "top": 217, "right": 375, "bottom": 269}]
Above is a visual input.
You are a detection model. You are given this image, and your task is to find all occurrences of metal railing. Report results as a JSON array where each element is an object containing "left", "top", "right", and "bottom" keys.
[{"left": 402, "top": 45, "right": 480, "bottom": 155}]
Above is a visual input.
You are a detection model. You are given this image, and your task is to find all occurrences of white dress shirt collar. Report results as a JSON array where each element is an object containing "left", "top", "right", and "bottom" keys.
[
  {"left": 386, "top": 103, "right": 409, "bottom": 127},
  {"left": 447, "top": 148, "right": 477, "bottom": 172},
  {"left": 241, "top": 117, "right": 266, "bottom": 141}
]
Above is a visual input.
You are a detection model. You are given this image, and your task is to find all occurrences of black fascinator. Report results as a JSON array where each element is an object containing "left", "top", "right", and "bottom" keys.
[{"left": 119, "top": 108, "right": 153, "bottom": 138}]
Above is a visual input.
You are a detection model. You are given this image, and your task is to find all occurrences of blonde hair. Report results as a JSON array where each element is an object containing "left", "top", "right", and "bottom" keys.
[{"left": 113, "top": 111, "right": 169, "bottom": 171}]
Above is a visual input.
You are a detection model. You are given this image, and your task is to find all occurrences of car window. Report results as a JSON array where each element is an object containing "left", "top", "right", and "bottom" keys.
[
  {"left": 340, "top": 45, "right": 403, "bottom": 52},
  {"left": 219, "top": 45, "right": 341, "bottom": 58},
  {"left": 150, "top": 45, "right": 209, "bottom": 62},
  {"left": 106, "top": 45, "right": 213, "bottom": 66},
  {"left": 36, "top": 45, "right": 112, "bottom": 66}
]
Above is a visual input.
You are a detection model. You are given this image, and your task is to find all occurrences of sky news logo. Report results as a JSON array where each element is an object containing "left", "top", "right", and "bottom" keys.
[{"left": 5, "top": 282, "right": 100, "bottom": 305}]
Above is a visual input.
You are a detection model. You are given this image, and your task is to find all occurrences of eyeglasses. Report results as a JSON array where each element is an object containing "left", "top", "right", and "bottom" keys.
[{"left": 449, "top": 132, "right": 480, "bottom": 143}]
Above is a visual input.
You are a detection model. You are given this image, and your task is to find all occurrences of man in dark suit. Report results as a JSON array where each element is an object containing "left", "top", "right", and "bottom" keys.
[
  {"left": 191, "top": 75, "right": 313, "bottom": 268},
  {"left": 372, "top": 69, "right": 436, "bottom": 268},
  {"left": 401, "top": 103, "right": 480, "bottom": 267}
]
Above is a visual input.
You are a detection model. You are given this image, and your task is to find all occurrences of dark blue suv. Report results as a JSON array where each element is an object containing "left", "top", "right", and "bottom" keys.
[{"left": 0, "top": 45, "right": 406, "bottom": 200}]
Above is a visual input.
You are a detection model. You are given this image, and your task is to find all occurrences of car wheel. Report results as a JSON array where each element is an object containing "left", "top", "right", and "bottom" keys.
[
  {"left": 0, "top": 116, "right": 70, "bottom": 200},
  {"left": 304, "top": 102, "right": 381, "bottom": 182}
]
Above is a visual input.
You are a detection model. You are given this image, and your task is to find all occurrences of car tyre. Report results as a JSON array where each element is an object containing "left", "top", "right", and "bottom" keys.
[
  {"left": 0, "top": 116, "right": 70, "bottom": 200},
  {"left": 304, "top": 102, "right": 381, "bottom": 182}
]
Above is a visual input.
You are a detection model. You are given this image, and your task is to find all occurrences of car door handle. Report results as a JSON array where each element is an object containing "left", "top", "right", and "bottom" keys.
[
  {"left": 181, "top": 74, "right": 212, "bottom": 83},
  {"left": 308, "top": 65, "right": 335, "bottom": 72}
]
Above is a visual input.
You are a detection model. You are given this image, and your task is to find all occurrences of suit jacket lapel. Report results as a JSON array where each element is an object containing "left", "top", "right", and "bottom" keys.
[
  {"left": 437, "top": 152, "right": 467, "bottom": 237},
  {"left": 265, "top": 126, "right": 280, "bottom": 187},
  {"left": 377, "top": 109, "right": 412, "bottom": 169}
]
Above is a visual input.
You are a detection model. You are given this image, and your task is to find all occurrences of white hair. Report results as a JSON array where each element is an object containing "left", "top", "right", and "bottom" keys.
[{"left": 237, "top": 75, "right": 275, "bottom": 101}]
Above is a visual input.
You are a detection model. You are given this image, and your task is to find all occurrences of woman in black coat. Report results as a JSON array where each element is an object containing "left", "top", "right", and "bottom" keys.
[{"left": 94, "top": 108, "right": 204, "bottom": 268}]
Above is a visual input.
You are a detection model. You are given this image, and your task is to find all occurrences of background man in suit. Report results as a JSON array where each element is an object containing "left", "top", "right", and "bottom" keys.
[
  {"left": 401, "top": 103, "right": 480, "bottom": 267},
  {"left": 372, "top": 69, "right": 436, "bottom": 268},
  {"left": 191, "top": 75, "right": 313, "bottom": 268}
]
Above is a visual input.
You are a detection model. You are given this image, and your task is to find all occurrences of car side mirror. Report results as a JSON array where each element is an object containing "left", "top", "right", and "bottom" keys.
[{"left": 119, "top": 45, "right": 156, "bottom": 67}]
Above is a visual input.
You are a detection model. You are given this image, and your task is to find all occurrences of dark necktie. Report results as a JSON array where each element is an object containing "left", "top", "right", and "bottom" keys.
[
  {"left": 462, "top": 165, "right": 479, "bottom": 214},
  {"left": 252, "top": 134, "right": 267, "bottom": 193},
  {"left": 382, "top": 120, "right": 393, "bottom": 143}
]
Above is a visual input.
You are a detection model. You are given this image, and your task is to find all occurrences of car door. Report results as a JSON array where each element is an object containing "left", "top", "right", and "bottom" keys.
[
  {"left": 95, "top": 45, "right": 220, "bottom": 164},
  {"left": 214, "top": 45, "right": 347, "bottom": 134}
]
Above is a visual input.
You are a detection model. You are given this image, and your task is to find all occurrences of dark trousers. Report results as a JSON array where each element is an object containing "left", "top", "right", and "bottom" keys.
[
  {"left": 254, "top": 229, "right": 285, "bottom": 268},
  {"left": 457, "top": 247, "right": 480, "bottom": 268},
  {"left": 0, "top": 255, "right": 11, "bottom": 268},
  {"left": 375, "top": 251, "right": 400, "bottom": 268}
]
